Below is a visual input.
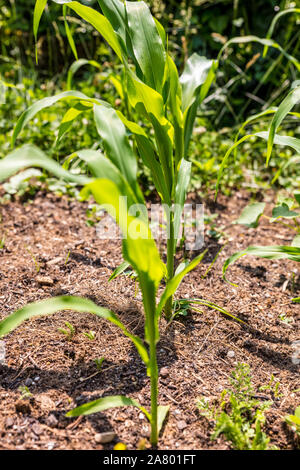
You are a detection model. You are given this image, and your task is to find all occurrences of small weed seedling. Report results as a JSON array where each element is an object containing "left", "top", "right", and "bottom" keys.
[
  {"left": 259, "top": 374, "right": 283, "bottom": 399},
  {"left": 58, "top": 321, "right": 76, "bottom": 341},
  {"left": 18, "top": 385, "right": 33, "bottom": 400},
  {"left": 83, "top": 330, "right": 96, "bottom": 341},
  {"left": 197, "top": 363, "right": 274, "bottom": 450},
  {"left": 94, "top": 357, "right": 105, "bottom": 371}
]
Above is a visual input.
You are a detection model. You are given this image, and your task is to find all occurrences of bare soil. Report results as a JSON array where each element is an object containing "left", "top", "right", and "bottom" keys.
[{"left": 0, "top": 189, "right": 299, "bottom": 450}]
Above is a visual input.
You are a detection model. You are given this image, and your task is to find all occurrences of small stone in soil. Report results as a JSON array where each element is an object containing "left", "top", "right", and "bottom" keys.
[
  {"left": 32, "top": 423, "right": 43, "bottom": 436},
  {"left": 94, "top": 432, "right": 116, "bottom": 444},
  {"left": 160, "top": 367, "right": 169, "bottom": 378},
  {"left": 45, "top": 414, "right": 58, "bottom": 428},
  {"left": 5, "top": 417, "right": 14, "bottom": 428},
  {"left": 36, "top": 276, "right": 54, "bottom": 286},
  {"left": 24, "top": 378, "right": 33, "bottom": 387},
  {"left": 177, "top": 420, "right": 188, "bottom": 430},
  {"left": 227, "top": 350, "right": 235, "bottom": 358}
]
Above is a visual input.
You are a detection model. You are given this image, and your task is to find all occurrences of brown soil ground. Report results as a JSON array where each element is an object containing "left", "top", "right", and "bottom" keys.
[{"left": 0, "top": 189, "right": 299, "bottom": 450}]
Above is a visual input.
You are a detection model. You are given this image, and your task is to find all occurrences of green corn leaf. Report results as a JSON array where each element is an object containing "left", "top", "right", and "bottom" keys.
[
  {"left": 63, "top": 4, "right": 78, "bottom": 60},
  {"left": 108, "top": 261, "right": 131, "bottom": 281},
  {"left": 93, "top": 104, "right": 143, "bottom": 203},
  {"left": 97, "top": 0, "right": 127, "bottom": 48},
  {"left": 235, "top": 203, "right": 265, "bottom": 228},
  {"left": 67, "top": 59, "right": 102, "bottom": 90},
  {"left": 84, "top": 179, "right": 165, "bottom": 348},
  {"left": 266, "top": 86, "right": 300, "bottom": 164},
  {"left": 157, "top": 405, "right": 170, "bottom": 435},
  {"left": 0, "top": 296, "right": 149, "bottom": 366},
  {"left": 263, "top": 8, "right": 300, "bottom": 57},
  {"left": 125, "top": 1, "right": 166, "bottom": 92},
  {"left": 56, "top": 102, "right": 93, "bottom": 144},
  {"left": 126, "top": 69, "right": 174, "bottom": 195},
  {"left": 33, "top": 0, "right": 48, "bottom": 62},
  {"left": 156, "top": 250, "right": 207, "bottom": 317},
  {"left": 74, "top": 149, "right": 140, "bottom": 207},
  {"left": 0, "top": 144, "right": 90, "bottom": 185},
  {"left": 66, "top": 395, "right": 151, "bottom": 421},
  {"left": 180, "top": 55, "right": 216, "bottom": 156},
  {"left": 116, "top": 111, "right": 170, "bottom": 204},
  {"left": 85, "top": 179, "right": 165, "bottom": 286},
  {"left": 174, "top": 159, "right": 191, "bottom": 245},
  {"left": 223, "top": 246, "right": 300, "bottom": 285},
  {"left": 50, "top": 0, "right": 123, "bottom": 60},
  {"left": 12, "top": 90, "right": 107, "bottom": 146},
  {"left": 166, "top": 55, "right": 184, "bottom": 164},
  {"left": 180, "top": 54, "right": 214, "bottom": 113}
]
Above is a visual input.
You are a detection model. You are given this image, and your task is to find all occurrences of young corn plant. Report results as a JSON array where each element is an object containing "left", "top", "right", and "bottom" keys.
[
  {"left": 217, "top": 85, "right": 300, "bottom": 302},
  {"left": 0, "top": 0, "right": 225, "bottom": 446},
  {"left": 0, "top": 0, "right": 298, "bottom": 446}
]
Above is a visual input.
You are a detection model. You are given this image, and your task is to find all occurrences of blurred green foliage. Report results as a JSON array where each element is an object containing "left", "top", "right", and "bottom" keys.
[{"left": 0, "top": 0, "right": 299, "bottom": 199}]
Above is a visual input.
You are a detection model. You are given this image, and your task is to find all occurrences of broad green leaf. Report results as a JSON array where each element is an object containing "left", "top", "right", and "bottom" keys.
[
  {"left": 93, "top": 104, "right": 142, "bottom": 203},
  {"left": 180, "top": 54, "right": 214, "bottom": 113},
  {"left": 33, "top": 0, "right": 48, "bottom": 62},
  {"left": 67, "top": 59, "right": 101, "bottom": 90},
  {"left": 267, "top": 86, "right": 300, "bottom": 164},
  {"left": 125, "top": 1, "right": 166, "bottom": 92},
  {"left": 295, "top": 193, "right": 300, "bottom": 205},
  {"left": 235, "top": 203, "right": 265, "bottom": 228},
  {"left": 0, "top": 296, "right": 149, "bottom": 366},
  {"left": 66, "top": 395, "right": 151, "bottom": 421},
  {"left": 108, "top": 261, "right": 131, "bottom": 281},
  {"left": 271, "top": 204, "right": 299, "bottom": 220},
  {"left": 51, "top": 1, "right": 123, "bottom": 60},
  {"left": 156, "top": 251, "right": 207, "bottom": 317},
  {"left": 174, "top": 159, "right": 191, "bottom": 244},
  {"left": 157, "top": 405, "right": 170, "bottom": 435},
  {"left": 223, "top": 245, "right": 300, "bottom": 285},
  {"left": 263, "top": 8, "right": 300, "bottom": 57},
  {"left": 0, "top": 144, "right": 90, "bottom": 185},
  {"left": 12, "top": 90, "right": 107, "bottom": 145}
]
